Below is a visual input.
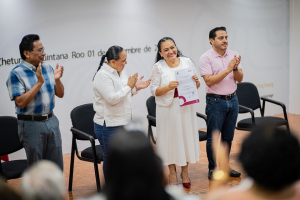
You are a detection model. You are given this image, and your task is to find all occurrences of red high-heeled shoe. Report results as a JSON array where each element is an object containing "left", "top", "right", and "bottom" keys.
[{"left": 181, "top": 173, "right": 191, "bottom": 188}]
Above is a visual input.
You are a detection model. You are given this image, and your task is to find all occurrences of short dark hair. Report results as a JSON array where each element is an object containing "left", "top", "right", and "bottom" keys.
[
  {"left": 155, "top": 37, "right": 183, "bottom": 63},
  {"left": 209, "top": 27, "right": 226, "bottom": 45},
  {"left": 104, "top": 130, "right": 171, "bottom": 200},
  {"left": 239, "top": 123, "right": 300, "bottom": 191},
  {"left": 19, "top": 34, "right": 40, "bottom": 60}
]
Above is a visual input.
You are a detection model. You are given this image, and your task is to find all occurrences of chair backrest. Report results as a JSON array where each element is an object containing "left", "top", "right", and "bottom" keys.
[
  {"left": 0, "top": 116, "right": 23, "bottom": 155},
  {"left": 236, "top": 82, "right": 261, "bottom": 113},
  {"left": 70, "top": 103, "right": 96, "bottom": 140},
  {"left": 146, "top": 96, "right": 156, "bottom": 127}
]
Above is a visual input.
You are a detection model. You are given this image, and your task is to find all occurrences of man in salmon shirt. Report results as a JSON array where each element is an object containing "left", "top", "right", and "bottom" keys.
[{"left": 199, "top": 27, "right": 244, "bottom": 180}]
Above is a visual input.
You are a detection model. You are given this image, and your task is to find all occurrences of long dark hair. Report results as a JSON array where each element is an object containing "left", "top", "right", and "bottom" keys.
[
  {"left": 93, "top": 45, "right": 123, "bottom": 80},
  {"left": 104, "top": 130, "right": 172, "bottom": 200},
  {"left": 155, "top": 37, "right": 183, "bottom": 63}
]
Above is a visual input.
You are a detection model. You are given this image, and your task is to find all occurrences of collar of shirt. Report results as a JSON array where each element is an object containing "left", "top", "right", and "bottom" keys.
[
  {"left": 211, "top": 48, "right": 228, "bottom": 58},
  {"left": 103, "top": 62, "right": 123, "bottom": 76},
  {"left": 21, "top": 60, "right": 37, "bottom": 72}
]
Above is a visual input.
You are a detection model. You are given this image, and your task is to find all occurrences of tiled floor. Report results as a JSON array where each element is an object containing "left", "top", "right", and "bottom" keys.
[{"left": 6, "top": 114, "right": 300, "bottom": 200}]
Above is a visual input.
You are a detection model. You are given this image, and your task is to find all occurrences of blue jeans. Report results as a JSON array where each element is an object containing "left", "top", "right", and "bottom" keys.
[
  {"left": 94, "top": 121, "right": 121, "bottom": 180},
  {"left": 205, "top": 95, "right": 239, "bottom": 170}
]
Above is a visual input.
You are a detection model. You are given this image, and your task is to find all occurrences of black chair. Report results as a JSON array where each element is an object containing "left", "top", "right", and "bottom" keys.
[
  {"left": 146, "top": 96, "right": 207, "bottom": 144},
  {"left": 69, "top": 103, "right": 103, "bottom": 192},
  {"left": 196, "top": 112, "right": 208, "bottom": 141},
  {"left": 236, "top": 82, "right": 290, "bottom": 132},
  {"left": 0, "top": 116, "right": 28, "bottom": 181}
]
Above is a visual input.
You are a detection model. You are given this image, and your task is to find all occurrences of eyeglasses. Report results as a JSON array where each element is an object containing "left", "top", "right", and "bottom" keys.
[{"left": 32, "top": 47, "right": 45, "bottom": 54}]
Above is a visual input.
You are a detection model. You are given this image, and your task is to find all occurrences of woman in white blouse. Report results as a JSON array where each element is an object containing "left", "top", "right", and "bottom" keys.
[
  {"left": 93, "top": 46, "right": 150, "bottom": 179},
  {"left": 150, "top": 37, "right": 201, "bottom": 188}
]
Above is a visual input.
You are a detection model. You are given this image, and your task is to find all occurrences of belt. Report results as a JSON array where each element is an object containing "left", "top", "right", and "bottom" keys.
[
  {"left": 17, "top": 112, "right": 53, "bottom": 121},
  {"left": 207, "top": 91, "right": 236, "bottom": 100}
]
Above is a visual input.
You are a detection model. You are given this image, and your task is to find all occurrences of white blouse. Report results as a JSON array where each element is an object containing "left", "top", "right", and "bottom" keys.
[
  {"left": 93, "top": 63, "right": 138, "bottom": 127},
  {"left": 150, "top": 57, "right": 199, "bottom": 107}
]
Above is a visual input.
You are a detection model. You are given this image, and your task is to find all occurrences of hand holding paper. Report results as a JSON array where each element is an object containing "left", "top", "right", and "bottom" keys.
[
  {"left": 175, "top": 68, "right": 199, "bottom": 107},
  {"left": 168, "top": 81, "right": 179, "bottom": 90}
]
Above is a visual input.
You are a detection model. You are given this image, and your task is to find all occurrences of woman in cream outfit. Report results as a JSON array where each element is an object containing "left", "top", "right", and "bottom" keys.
[{"left": 150, "top": 37, "right": 201, "bottom": 187}]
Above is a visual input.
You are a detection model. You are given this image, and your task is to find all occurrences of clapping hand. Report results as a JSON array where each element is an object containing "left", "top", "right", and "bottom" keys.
[
  {"left": 127, "top": 73, "right": 138, "bottom": 89},
  {"left": 135, "top": 76, "right": 151, "bottom": 90},
  {"left": 227, "top": 57, "right": 237, "bottom": 72},
  {"left": 36, "top": 63, "right": 45, "bottom": 84},
  {"left": 233, "top": 55, "right": 241, "bottom": 70},
  {"left": 54, "top": 63, "right": 64, "bottom": 80}
]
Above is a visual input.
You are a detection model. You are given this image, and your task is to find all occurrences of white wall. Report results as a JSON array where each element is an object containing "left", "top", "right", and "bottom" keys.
[
  {"left": 289, "top": 0, "right": 300, "bottom": 114},
  {"left": 0, "top": 0, "right": 291, "bottom": 159}
]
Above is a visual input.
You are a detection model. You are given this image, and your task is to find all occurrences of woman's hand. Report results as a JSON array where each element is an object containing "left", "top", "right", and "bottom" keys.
[
  {"left": 135, "top": 76, "right": 151, "bottom": 90},
  {"left": 192, "top": 75, "right": 200, "bottom": 88},
  {"left": 127, "top": 73, "right": 138, "bottom": 89},
  {"left": 168, "top": 81, "right": 179, "bottom": 90}
]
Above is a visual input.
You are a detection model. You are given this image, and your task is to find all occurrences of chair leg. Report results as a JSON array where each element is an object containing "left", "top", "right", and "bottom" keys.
[
  {"left": 148, "top": 124, "right": 156, "bottom": 145},
  {"left": 147, "top": 124, "right": 151, "bottom": 141},
  {"left": 0, "top": 162, "right": 3, "bottom": 177},
  {"left": 286, "top": 123, "right": 290, "bottom": 133},
  {"left": 93, "top": 161, "right": 101, "bottom": 192},
  {"left": 0, "top": 163, "right": 7, "bottom": 183},
  {"left": 68, "top": 137, "right": 76, "bottom": 191},
  {"left": 90, "top": 139, "right": 101, "bottom": 192}
]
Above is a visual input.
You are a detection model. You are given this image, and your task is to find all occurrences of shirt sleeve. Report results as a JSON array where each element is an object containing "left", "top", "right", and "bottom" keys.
[
  {"left": 150, "top": 63, "right": 161, "bottom": 96},
  {"left": 131, "top": 87, "right": 138, "bottom": 96},
  {"left": 199, "top": 55, "right": 212, "bottom": 76},
  {"left": 6, "top": 71, "right": 25, "bottom": 101},
  {"left": 94, "top": 72, "right": 131, "bottom": 106}
]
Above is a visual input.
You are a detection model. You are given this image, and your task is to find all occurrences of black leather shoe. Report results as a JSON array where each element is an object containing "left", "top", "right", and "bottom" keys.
[
  {"left": 229, "top": 168, "right": 241, "bottom": 177},
  {"left": 208, "top": 170, "right": 214, "bottom": 180}
]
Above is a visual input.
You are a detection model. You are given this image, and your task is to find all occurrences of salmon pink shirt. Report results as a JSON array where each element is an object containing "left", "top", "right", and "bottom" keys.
[{"left": 199, "top": 48, "right": 242, "bottom": 95}]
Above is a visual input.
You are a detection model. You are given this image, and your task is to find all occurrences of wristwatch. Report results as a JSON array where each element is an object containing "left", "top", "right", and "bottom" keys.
[
  {"left": 233, "top": 68, "right": 238, "bottom": 71},
  {"left": 213, "top": 170, "right": 229, "bottom": 181}
]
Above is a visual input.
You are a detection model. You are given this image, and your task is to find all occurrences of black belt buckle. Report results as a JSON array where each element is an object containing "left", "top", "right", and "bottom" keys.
[
  {"left": 41, "top": 114, "right": 49, "bottom": 121},
  {"left": 225, "top": 95, "right": 231, "bottom": 100}
]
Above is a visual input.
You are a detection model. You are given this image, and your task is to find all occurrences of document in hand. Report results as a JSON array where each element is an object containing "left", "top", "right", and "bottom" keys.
[{"left": 175, "top": 68, "right": 199, "bottom": 107}]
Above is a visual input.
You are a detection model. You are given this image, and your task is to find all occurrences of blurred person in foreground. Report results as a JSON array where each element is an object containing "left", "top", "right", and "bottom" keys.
[
  {"left": 85, "top": 129, "right": 201, "bottom": 200},
  {"left": 21, "top": 160, "right": 67, "bottom": 200},
  {"left": 207, "top": 122, "right": 300, "bottom": 200}
]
